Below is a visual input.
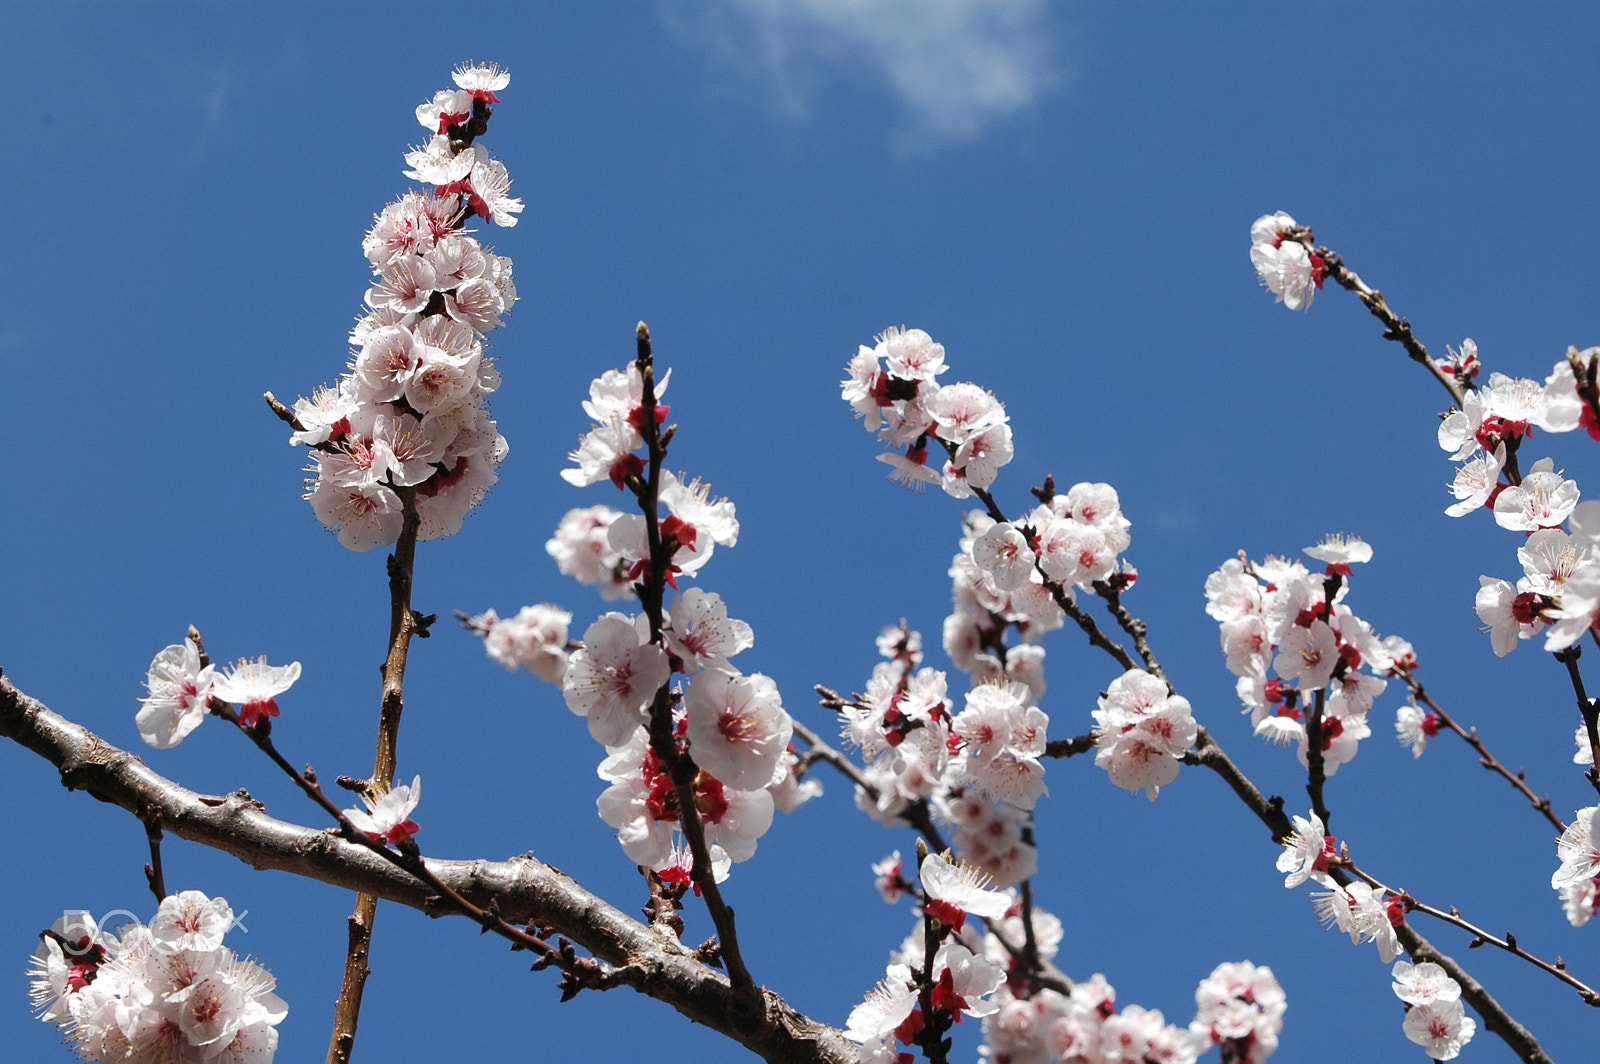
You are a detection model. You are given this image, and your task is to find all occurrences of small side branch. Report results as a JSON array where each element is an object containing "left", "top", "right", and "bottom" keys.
[
  {"left": 1313, "top": 244, "right": 1466, "bottom": 407},
  {"left": 1396, "top": 669, "right": 1566, "bottom": 832}
]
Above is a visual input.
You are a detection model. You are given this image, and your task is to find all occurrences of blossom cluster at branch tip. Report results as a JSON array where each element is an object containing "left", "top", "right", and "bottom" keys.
[
  {"left": 842, "top": 326, "right": 1014, "bottom": 497},
  {"left": 1552, "top": 806, "right": 1600, "bottom": 928},
  {"left": 1092, "top": 667, "right": 1197, "bottom": 800},
  {"left": 291, "top": 63, "right": 519, "bottom": 551},
  {"left": 840, "top": 624, "right": 1043, "bottom": 885},
  {"left": 1249, "top": 211, "right": 1324, "bottom": 311},
  {"left": 469, "top": 604, "right": 571, "bottom": 684},
  {"left": 27, "top": 894, "right": 287, "bottom": 1062},
  {"left": 137, "top": 639, "right": 302, "bottom": 746},
  {"left": 1206, "top": 538, "right": 1399, "bottom": 775},
  {"left": 1392, "top": 961, "right": 1474, "bottom": 1060}
]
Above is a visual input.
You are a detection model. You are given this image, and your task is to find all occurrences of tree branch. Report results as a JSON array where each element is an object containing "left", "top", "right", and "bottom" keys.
[{"left": 0, "top": 675, "right": 857, "bottom": 1064}]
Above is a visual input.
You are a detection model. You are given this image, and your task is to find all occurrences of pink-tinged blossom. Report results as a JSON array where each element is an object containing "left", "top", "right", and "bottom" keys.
[
  {"left": 971, "top": 523, "right": 1037, "bottom": 591},
  {"left": 1542, "top": 564, "right": 1600, "bottom": 652},
  {"left": 308, "top": 476, "right": 404, "bottom": 551},
  {"left": 1272, "top": 620, "right": 1339, "bottom": 691},
  {"left": 952, "top": 420, "right": 1014, "bottom": 491},
  {"left": 666, "top": 588, "right": 754, "bottom": 674},
  {"left": 563, "top": 421, "right": 643, "bottom": 489},
  {"left": 1294, "top": 698, "right": 1370, "bottom": 777},
  {"left": 289, "top": 384, "right": 359, "bottom": 447},
  {"left": 32, "top": 895, "right": 288, "bottom": 1062},
  {"left": 212, "top": 657, "right": 301, "bottom": 729},
  {"left": 1475, "top": 575, "right": 1545, "bottom": 656},
  {"left": 1562, "top": 877, "right": 1600, "bottom": 927},
  {"left": 1552, "top": 806, "right": 1600, "bottom": 891},
  {"left": 465, "top": 155, "right": 523, "bottom": 227},
  {"left": 453, "top": 61, "right": 510, "bottom": 100},
  {"left": 926, "top": 381, "right": 1005, "bottom": 446},
  {"left": 546, "top": 505, "right": 632, "bottom": 600},
  {"left": 472, "top": 604, "right": 571, "bottom": 684},
  {"left": 1035, "top": 517, "right": 1117, "bottom": 589},
  {"left": 1250, "top": 238, "right": 1321, "bottom": 311},
  {"left": 685, "top": 668, "right": 792, "bottom": 791},
  {"left": 1100, "top": 1004, "right": 1203, "bottom": 1064},
  {"left": 920, "top": 851, "right": 1013, "bottom": 929},
  {"left": 563, "top": 613, "right": 671, "bottom": 746},
  {"left": 1395, "top": 703, "right": 1439, "bottom": 757},
  {"left": 1250, "top": 211, "right": 1299, "bottom": 246},
  {"left": 1205, "top": 557, "right": 1263, "bottom": 623},
  {"left": 27, "top": 911, "right": 113, "bottom": 1026},
  {"left": 1391, "top": 961, "right": 1461, "bottom": 1007},
  {"left": 878, "top": 444, "right": 942, "bottom": 491},
  {"left": 844, "top": 963, "right": 919, "bottom": 1050},
  {"left": 1444, "top": 445, "right": 1505, "bottom": 516},
  {"left": 1276, "top": 812, "right": 1335, "bottom": 888},
  {"left": 940, "top": 790, "right": 1038, "bottom": 887},
  {"left": 1190, "top": 960, "right": 1285, "bottom": 1064},
  {"left": 416, "top": 87, "right": 473, "bottom": 133},
  {"left": 151, "top": 891, "right": 236, "bottom": 954},
  {"left": 136, "top": 638, "right": 216, "bottom": 749},
  {"left": 1303, "top": 533, "right": 1372, "bottom": 569},
  {"left": 1492, "top": 457, "right": 1579, "bottom": 531},
  {"left": 873, "top": 851, "right": 908, "bottom": 903},
  {"left": 1309, "top": 881, "right": 1401, "bottom": 962},
  {"left": 877, "top": 325, "right": 948, "bottom": 382},
  {"left": 345, "top": 775, "right": 422, "bottom": 845},
  {"left": 403, "top": 133, "right": 476, "bottom": 185},
  {"left": 1093, "top": 668, "right": 1197, "bottom": 800},
  {"left": 1437, "top": 390, "right": 1490, "bottom": 461},
  {"left": 1401, "top": 999, "right": 1476, "bottom": 1061}
]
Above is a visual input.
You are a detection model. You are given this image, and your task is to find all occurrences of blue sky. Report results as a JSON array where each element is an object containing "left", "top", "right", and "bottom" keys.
[{"left": 4, "top": 3, "right": 1600, "bottom": 1061}]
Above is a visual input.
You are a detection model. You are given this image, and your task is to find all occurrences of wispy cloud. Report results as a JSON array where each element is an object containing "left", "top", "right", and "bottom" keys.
[
  {"left": 188, "top": 66, "right": 237, "bottom": 162},
  {"left": 666, "top": 0, "right": 1061, "bottom": 149}
]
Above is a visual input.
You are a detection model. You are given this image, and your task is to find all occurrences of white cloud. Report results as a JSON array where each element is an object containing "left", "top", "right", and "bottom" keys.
[{"left": 667, "top": 0, "right": 1061, "bottom": 148}]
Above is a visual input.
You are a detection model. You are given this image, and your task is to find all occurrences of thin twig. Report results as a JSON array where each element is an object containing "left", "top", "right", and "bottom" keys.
[
  {"left": 1185, "top": 726, "right": 1553, "bottom": 1063},
  {"left": 328, "top": 485, "right": 427, "bottom": 1064},
  {"left": 631, "top": 322, "right": 759, "bottom": 1010},
  {"left": 141, "top": 809, "right": 167, "bottom": 903},
  {"left": 1395, "top": 668, "right": 1566, "bottom": 832},
  {"left": 1311, "top": 241, "right": 1465, "bottom": 407},
  {"left": 1343, "top": 862, "right": 1600, "bottom": 1008},
  {"left": 1557, "top": 645, "right": 1600, "bottom": 798},
  {"left": 791, "top": 715, "right": 949, "bottom": 853}
]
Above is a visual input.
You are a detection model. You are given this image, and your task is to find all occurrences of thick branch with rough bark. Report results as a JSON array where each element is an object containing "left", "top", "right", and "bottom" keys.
[{"left": 0, "top": 674, "right": 856, "bottom": 1064}]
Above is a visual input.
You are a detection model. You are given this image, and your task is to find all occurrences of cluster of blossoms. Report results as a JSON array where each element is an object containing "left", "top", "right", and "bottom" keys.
[
  {"left": 136, "top": 636, "right": 301, "bottom": 747},
  {"left": 468, "top": 604, "right": 572, "bottom": 684},
  {"left": 1392, "top": 962, "right": 1475, "bottom": 1061},
  {"left": 946, "top": 511, "right": 1062, "bottom": 699},
  {"left": 1205, "top": 535, "right": 1406, "bottom": 775},
  {"left": 846, "top": 853, "right": 1011, "bottom": 1062},
  {"left": 545, "top": 504, "right": 633, "bottom": 600},
  {"left": 1450, "top": 360, "right": 1600, "bottom": 656},
  {"left": 843, "top": 626, "right": 1047, "bottom": 887},
  {"left": 1090, "top": 668, "right": 1197, "bottom": 801},
  {"left": 290, "top": 63, "right": 521, "bottom": 550},
  {"left": 842, "top": 327, "right": 1014, "bottom": 496},
  {"left": 1248, "top": 212, "right": 1325, "bottom": 312},
  {"left": 27, "top": 894, "right": 286, "bottom": 1062},
  {"left": 860, "top": 855, "right": 1279, "bottom": 1064},
  {"left": 542, "top": 359, "right": 814, "bottom": 879},
  {"left": 1552, "top": 806, "right": 1600, "bottom": 928},
  {"left": 1273, "top": 808, "right": 1469, "bottom": 1061}
]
